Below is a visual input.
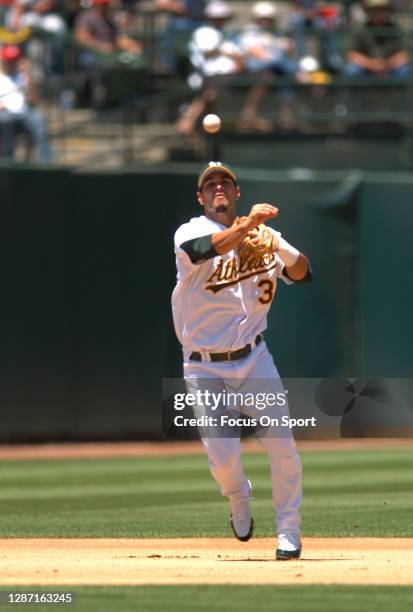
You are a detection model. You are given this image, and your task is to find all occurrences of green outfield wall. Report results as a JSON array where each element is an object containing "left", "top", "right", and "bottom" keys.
[{"left": 0, "top": 165, "right": 412, "bottom": 440}]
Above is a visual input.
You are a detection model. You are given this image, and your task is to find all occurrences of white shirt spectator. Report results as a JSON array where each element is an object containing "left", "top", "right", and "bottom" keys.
[
  {"left": 238, "top": 24, "right": 291, "bottom": 62},
  {"left": 0, "top": 73, "right": 27, "bottom": 113},
  {"left": 190, "top": 25, "right": 241, "bottom": 76}
]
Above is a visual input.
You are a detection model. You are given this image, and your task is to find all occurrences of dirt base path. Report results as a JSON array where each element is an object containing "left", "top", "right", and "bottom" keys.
[
  {"left": 0, "top": 438, "right": 412, "bottom": 461},
  {"left": 1, "top": 538, "right": 412, "bottom": 586}
]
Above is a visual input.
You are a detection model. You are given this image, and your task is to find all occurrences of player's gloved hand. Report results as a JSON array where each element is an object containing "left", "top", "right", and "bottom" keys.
[
  {"left": 233, "top": 215, "right": 277, "bottom": 260},
  {"left": 247, "top": 226, "right": 280, "bottom": 253}
]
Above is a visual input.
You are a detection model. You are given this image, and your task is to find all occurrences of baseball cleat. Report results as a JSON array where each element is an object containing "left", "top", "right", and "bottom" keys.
[
  {"left": 229, "top": 480, "right": 254, "bottom": 542},
  {"left": 276, "top": 532, "right": 301, "bottom": 560}
]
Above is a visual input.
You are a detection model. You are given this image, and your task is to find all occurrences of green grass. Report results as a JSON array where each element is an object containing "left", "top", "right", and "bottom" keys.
[
  {"left": 0, "top": 448, "right": 412, "bottom": 537},
  {"left": 0, "top": 586, "right": 413, "bottom": 612}
]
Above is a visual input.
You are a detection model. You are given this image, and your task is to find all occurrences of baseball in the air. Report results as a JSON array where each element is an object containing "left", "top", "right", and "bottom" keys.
[{"left": 202, "top": 114, "right": 221, "bottom": 134}]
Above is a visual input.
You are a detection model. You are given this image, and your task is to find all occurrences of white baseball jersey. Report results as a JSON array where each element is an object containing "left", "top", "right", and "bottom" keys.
[{"left": 172, "top": 215, "right": 292, "bottom": 353}]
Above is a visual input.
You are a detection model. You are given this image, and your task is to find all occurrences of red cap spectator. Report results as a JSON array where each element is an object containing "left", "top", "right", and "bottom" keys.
[{"left": 1, "top": 46, "right": 23, "bottom": 62}]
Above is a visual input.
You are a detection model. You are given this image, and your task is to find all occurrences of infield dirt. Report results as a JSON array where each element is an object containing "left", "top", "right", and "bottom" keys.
[
  {"left": 0, "top": 438, "right": 412, "bottom": 461},
  {"left": 1, "top": 538, "right": 412, "bottom": 586}
]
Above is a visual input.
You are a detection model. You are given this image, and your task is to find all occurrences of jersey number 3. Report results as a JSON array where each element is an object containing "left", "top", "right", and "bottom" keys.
[{"left": 257, "top": 279, "right": 275, "bottom": 304}]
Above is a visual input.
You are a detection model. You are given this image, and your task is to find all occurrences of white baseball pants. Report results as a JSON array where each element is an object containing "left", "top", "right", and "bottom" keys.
[{"left": 183, "top": 340, "right": 302, "bottom": 535}]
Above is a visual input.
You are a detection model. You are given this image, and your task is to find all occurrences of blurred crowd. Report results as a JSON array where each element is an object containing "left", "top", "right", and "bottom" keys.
[
  {"left": 177, "top": 0, "right": 412, "bottom": 132},
  {"left": 1, "top": 0, "right": 413, "bottom": 157}
]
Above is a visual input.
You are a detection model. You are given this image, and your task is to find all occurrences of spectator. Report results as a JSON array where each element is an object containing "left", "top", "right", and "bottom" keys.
[
  {"left": 0, "top": 44, "right": 52, "bottom": 162},
  {"left": 6, "top": 0, "right": 66, "bottom": 35},
  {"left": 238, "top": 2, "right": 299, "bottom": 77},
  {"left": 155, "top": 0, "right": 206, "bottom": 74},
  {"left": 236, "top": 2, "right": 304, "bottom": 130},
  {"left": 188, "top": 0, "right": 242, "bottom": 81},
  {"left": 114, "top": 5, "right": 137, "bottom": 38},
  {"left": 288, "top": 0, "right": 343, "bottom": 73},
  {"left": 5, "top": 0, "right": 67, "bottom": 77},
  {"left": 345, "top": 0, "right": 411, "bottom": 76},
  {"left": 176, "top": 0, "right": 243, "bottom": 135},
  {"left": 74, "top": 0, "right": 142, "bottom": 57},
  {"left": 74, "top": 0, "right": 143, "bottom": 107}
]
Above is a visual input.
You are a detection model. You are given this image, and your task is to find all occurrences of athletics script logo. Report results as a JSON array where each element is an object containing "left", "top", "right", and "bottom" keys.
[{"left": 205, "top": 251, "right": 277, "bottom": 294}]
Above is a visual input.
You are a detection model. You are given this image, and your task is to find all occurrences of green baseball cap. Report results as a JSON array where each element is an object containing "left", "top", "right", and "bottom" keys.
[{"left": 198, "top": 161, "right": 237, "bottom": 190}]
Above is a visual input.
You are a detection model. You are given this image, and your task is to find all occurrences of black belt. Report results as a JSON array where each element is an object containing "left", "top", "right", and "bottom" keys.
[{"left": 190, "top": 335, "right": 263, "bottom": 362}]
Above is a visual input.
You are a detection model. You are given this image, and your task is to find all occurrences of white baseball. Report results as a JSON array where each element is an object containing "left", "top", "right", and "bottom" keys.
[{"left": 202, "top": 114, "right": 221, "bottom": 134}]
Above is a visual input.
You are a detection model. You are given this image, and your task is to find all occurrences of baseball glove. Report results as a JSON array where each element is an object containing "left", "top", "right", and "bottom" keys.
[{"left": 233, "top": 216, "right": 274, "bottom": 260}]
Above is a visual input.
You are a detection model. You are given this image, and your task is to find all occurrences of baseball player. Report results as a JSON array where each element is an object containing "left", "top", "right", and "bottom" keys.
[{"left": 171, "top": 162, "right": 312, "bottom": 560}]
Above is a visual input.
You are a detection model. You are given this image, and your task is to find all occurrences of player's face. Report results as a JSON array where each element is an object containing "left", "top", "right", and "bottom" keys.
[{"left": 197, "top": 172, "right": 240, "bottom": 220}]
